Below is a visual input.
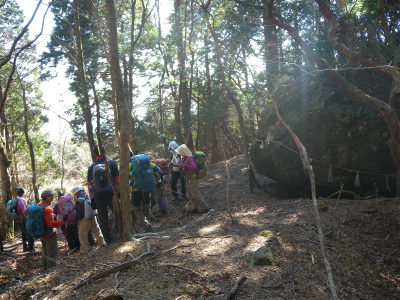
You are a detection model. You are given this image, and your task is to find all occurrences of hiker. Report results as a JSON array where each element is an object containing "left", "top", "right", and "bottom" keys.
[
  {"left": 168, "top": 141, "right": 186, "bottom": 201},
  {"left": 71, "top": 186, "right": 105, "bottom": 255},
  {"left": 87, "top": 144, "right": 119, "bottom": 245},
  {"left": 130, "top": 153, "right": 160, "bottom": 233},
  {"left": 58, "top": 195, "right": 80, "bottom": 252},
  {"left": 149, "top": 155, "right": 167, "bottom": 215},
  {"left": 38, "top": 189, "right": 67, "bottom": 270},
  {"left": 176, "top": 144, "right": 209, "bottom": 213},
  {"left": 15, "top": 187, "right": 35, "bottom": 253}
]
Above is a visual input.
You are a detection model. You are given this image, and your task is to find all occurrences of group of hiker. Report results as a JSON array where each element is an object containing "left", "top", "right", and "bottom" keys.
[{"left": 7, "top": 141, "right": 209, "bottom": 271}]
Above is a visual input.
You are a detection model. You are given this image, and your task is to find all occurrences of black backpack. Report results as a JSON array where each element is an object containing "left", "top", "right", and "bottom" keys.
[{"left": 92, "top": 162, "right": 113, "bottom": 195}]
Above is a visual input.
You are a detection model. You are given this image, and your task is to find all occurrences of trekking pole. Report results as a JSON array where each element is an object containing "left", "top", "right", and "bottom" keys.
[{"left": 160, "top": 187, "right": 187, "bottom": 197}]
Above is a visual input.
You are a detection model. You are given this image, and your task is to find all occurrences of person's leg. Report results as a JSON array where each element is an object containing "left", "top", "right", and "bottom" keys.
[
  {"left": 180, "top": 173, "right": 186, "bottom": 198},
  {"left": 133, "top": 191, "right": 151, "bottom": 232},
  {"left": 170, "top": 171, "right": 179, "bottom": 199},
  {"left": 41, "top": 238, "right": 48, "bottom": 270},
  {"left": 88, "top": 230, "right": 96, "bottom": 246},
  {"left": 65, "top": 225, "right": 76, "bottom": 250},
  {"left": 47, "top": 233, "right": 58, "bottom": 268},
  {"left": 89, "top": 219, "right": 106, "bottom": 246},
  {"left": 96, "top": 192, "right": 113, "bottom": 245},
  {"left": 71, "top": 224, "right": 80, "bottom": 250},
  {"left": 79, "top": 219, "right": 90, "bottom": 254},
  {"left": 17, "top": 223, "right": 28, "bottom": 251},
  {"left": 188, "top": 179, "right": 208, "bottom": 212},
  {"left": 155, "top": 182, "right": 166, "bottom": 214}
]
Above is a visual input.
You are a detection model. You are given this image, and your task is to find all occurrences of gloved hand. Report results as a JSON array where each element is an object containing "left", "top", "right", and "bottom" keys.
[
  {"left": 130, "top": 169, "right": 136, "bottom": 177},
  {"left": 62, "top": 214, "right": 69, "bottom": 222}
]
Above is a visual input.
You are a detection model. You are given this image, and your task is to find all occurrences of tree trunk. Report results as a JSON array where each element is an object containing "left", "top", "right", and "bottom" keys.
[
  {"left": 262, "top": 6, "right": 279, "bottom": 92},
  {"left": 21, "top": 84, "right": 39, "bottom": 203},
  {"left": 204, "top": 34, "right": 219, "bottom": 163},
  {"left": 105, "top": 0, "right": 133, "bottom": 241},
  {"left": 203, "top": 5, "right": 253, "bottom": 192},
  {"left": 73, "top": 0, "right": 96, "bottom": 162}
]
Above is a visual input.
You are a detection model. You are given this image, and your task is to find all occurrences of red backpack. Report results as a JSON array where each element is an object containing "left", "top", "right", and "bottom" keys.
[{"left": 154, "top": 158, "right": 169, "bottom": 174}]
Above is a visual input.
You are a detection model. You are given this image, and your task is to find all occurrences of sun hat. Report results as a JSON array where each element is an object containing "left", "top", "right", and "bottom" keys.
[
  {"left": 175, "top": 144, "right": 192, "bottom": 157},
  {"left": 168, "top": 141, "right": 179, "bottom": 151},
  {"left": 71, "top": 186, "right": 85, "bottom": 195},
  {"left": 41, "top": 189, "right": 56, "bottom": 200}
]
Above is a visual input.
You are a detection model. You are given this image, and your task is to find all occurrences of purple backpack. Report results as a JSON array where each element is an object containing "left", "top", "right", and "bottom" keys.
[{"left": 59, "top": 196, "right": 76, "bottom": 224}]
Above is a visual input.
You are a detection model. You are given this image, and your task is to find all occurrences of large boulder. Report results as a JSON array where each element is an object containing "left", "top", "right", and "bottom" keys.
[{"left": 250, "top": 73, "right": 396, "bottom": 197}]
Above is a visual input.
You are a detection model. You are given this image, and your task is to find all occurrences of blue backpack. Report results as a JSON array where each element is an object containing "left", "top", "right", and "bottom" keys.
[
  {"left": 26, "top": 204, "right": 50, "bottom": 239},
  {"left": 130, "top": 154, "right": 155, "bottom": 192}
]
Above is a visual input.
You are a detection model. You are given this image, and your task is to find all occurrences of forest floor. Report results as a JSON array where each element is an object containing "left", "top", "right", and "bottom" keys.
[{"left": 1, "top": 154, "right": 400, "bottom": 300}]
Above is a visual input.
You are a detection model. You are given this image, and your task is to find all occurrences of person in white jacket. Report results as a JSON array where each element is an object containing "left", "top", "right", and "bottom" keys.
[{"left": 168, "top": 141, "right": 186, "bottom": 201}]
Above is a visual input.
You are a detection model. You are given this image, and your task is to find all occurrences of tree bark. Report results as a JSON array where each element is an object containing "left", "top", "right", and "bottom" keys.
[
  {"left": 202, "top": 4, "right": 253, "bottom": 192},
  {"left": 21, "top": 82, "right": 39, "bottom": 203},
  {"left": 105, "top": 0, "right": 133, "bottom": 241},
  {"left": 73, "top": 0, "right": 96, "bottom": 162}
]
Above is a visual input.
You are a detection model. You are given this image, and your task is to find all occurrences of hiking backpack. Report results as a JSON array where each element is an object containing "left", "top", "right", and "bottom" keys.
[
  {"left": 59, "top": 196, "right": 76, "bottom": 224},
  {"left": 154, "top": 158, "right": 169, "bottom": 175},
  {"left": 26, "top": 204, "right": 50, "bottom": 239},
  {"left": 84, "top": 199, "right": 95, "bottom": 219},
  {"left": 6, "top": 198, "right": 20, "bottom": 221},
  {"left": 130, "top": 154, "right": 155, "bottom": 192},
  {"left": 192, "top": 151, "right": 207, "bottom": 179},
  {"left": 92, "top": 161, "right": 113, "bottom": 195}
]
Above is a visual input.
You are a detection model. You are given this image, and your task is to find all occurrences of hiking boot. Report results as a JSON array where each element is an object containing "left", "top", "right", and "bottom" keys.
[
  {"left": 23, "top": 247, "right": 29, "bottom": 252},
  {"left": 198, "top": 208, "right": 210, "bottom": 214}
]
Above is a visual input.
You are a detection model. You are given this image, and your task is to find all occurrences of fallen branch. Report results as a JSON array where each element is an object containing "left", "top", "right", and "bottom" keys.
[
  {"left": 133, "top": 231, "right": 168, "bottom": 238},
  {"left": 224, "top": 276, "right": 246, "bottom": 300},
  {"left": 0, "top": 251, "right": 20, "bottom": 258},
  {"left": 73, "top": 245, "right": 153, "bottom": 290},
  {"left": 161, "top": 243, "right": 196, "bottom": 254},
  {"left": 150, "top": 264, "right": 204, "bottom": 278}
]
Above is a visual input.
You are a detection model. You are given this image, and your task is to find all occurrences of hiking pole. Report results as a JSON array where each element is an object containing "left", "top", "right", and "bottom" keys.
[{"left": 160, "top": 186, "right": 187, "bottom": 197}]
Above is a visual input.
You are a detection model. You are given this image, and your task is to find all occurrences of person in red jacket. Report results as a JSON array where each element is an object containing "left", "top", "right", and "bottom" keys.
[{"left": 39, "top": 189, "right": 66, "bottom": 270}]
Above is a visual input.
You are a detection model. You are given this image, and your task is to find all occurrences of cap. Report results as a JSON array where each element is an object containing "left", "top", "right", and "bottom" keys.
[
  {"left": 57, "top": 190, "right": 65, "bottom": 198},
  {"left": 17, "top": 187, "right": 25, "bottom": 196},
  {"left": 70, "top": 186, "right": 85, "bottom": 195},
  {"left": 93, "top": 144, "right": 106, "bottom": 157},
  {"left": 41, "top": 189, "right": 56, "bottom": 199},
  {"left": 175, "top": 144, "right": 192, "bottom": 157}
]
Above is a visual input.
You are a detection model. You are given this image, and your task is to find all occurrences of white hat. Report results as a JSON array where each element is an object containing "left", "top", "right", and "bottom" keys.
[
  {"left": 176, "top": 144, "right": 192, "bottom": 157},
  {"left": 168, "top": 141, "right": 179, "bottom": 151},
  {"left": 70, "top": 186, "right": 85, "bottom": 194}
]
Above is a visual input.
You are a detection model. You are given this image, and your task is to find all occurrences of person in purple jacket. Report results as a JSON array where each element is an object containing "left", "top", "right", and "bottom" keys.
[
  {"left": 176, "top": 144, "right": 209, "bottom": 214},
  {"left": 15, "top": 187, "right": 35, "bottom": 253}
]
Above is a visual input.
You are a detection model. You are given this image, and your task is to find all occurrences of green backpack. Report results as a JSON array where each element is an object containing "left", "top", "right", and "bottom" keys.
[{"left": 191, "top": 151, "right": 207, "bottom": 179}]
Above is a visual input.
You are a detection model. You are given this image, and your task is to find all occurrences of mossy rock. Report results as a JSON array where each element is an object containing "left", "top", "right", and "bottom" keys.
[
  {"left": 176, "top": 284, "right": 203, "bottom": 297},
  {"left": 249, "top": 246, "right": 275, "bottom": 269},
  {"left": 260, "top": 230, "right": 281, "bottom": 250},
  {"left": 317, "top": 203, "right": 329, "bottom": 212}
]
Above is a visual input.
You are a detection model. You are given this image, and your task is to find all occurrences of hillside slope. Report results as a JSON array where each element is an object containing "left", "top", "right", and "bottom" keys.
[{"left": 1, "top": 155, "right": 399, "bottom": 299}]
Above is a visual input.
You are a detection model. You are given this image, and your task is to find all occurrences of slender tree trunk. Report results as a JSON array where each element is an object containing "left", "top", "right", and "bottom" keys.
[
  {"left": 21, "top": 84, "right": 39, "bottom": 203},
  {"left": 105, "top": 0, "right": 133, "bottom": 241},
  {"left": 0, "top": 86, "right": 13, "bottom": 241},
  {"left": 73, "top": 0, "right": 96, "bottom": 162},
  {"left": 204, "top": 34, "right": 219, "bottom": 163},
  {"left": 203, "top": 5, "right": 254, "bottom": 192}
]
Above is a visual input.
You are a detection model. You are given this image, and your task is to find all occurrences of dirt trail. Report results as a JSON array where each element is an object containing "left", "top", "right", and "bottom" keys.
[{"left": 1, "top": 155, "right": 400, "bottom": 299}]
